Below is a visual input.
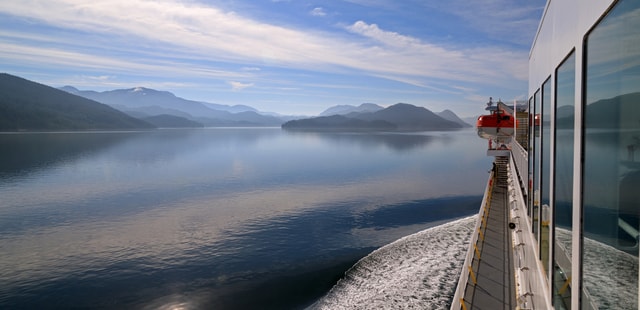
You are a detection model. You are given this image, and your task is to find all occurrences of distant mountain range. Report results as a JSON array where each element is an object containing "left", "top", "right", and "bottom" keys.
[
  {"left": 141, "top": 114, "right": 204, "bottom": 128},
  {"left": 0, "top": 73, "right": 153, "bottom": 131},
  {"left": 436, "top": 109, "right": 472, "bottom": 128},
  {"left": 283, "top": 103, "right": 469, "bottom": 131},
  {"left": 0, "top": 72, "right": 474, "bottom": 131},
  {"left": 8, "top": 70, "right": 633, "bottom": 133},
  {"left": 319, "top": 103, "right": 384, "bottom": 116},
  {"left": 60, "top": 86, "right": 284, "bottom": 127}
]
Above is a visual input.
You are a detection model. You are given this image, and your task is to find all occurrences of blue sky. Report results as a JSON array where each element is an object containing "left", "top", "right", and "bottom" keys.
[{"left": 0, "top": 0, "right": 545, "bottom": 116}]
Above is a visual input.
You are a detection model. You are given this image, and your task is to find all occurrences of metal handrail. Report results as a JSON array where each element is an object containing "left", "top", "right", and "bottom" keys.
[
  {"left": 510, "top": 140, "right": 528, "bottom": 196},
  {"left": 507, "top": 156, "right": 552, "bottom": 309},
  {"left": 449, "top": 171, "right": 494, "bottom": 310}
]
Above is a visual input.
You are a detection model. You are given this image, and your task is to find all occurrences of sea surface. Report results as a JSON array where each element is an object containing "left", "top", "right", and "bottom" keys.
[{"left": 0, "top": 128, "right": 492, "bottom": 309}]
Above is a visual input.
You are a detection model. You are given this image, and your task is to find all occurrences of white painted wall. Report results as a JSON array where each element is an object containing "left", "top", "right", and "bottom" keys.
[
  {"left": 528, "top": 1, "right": 619, "bottom": 309},
  {"left": 529, "top": 0, "right": 616, "bottom": 93}
]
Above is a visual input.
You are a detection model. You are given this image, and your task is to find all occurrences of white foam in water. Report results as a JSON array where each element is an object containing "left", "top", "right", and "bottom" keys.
[
  {"left": 312, "top": 216, "right": 476, "bottom": 309},
  {"left": 314, "top": 220, "right": 639, "bottom": 310}
]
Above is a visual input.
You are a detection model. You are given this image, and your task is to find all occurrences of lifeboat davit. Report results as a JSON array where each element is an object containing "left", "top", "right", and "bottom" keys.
[{"left": 476, "top": 98, "right": 516, "bottom": 140}]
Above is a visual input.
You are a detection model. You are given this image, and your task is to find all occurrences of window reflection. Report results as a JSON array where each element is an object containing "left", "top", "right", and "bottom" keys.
[
  {"left": 528, "top": 96, "right": 535, "bottom": 216},
  {"left": 533, "top": 90, "right": 541, "bottom": 240},
  {"left": 541, "top": 78, "right": 551, "bottom": 276},
  {"left": 553, "top": 51, "right": 574, "bottom": 310},
  {"left": 583, "top": 0, "right": 640, "bottom": 308}
]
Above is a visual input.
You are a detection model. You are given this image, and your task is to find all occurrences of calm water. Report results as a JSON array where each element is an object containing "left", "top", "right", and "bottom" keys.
[{"left": 0, "top": 128, "right": 491, "bottom": 309}]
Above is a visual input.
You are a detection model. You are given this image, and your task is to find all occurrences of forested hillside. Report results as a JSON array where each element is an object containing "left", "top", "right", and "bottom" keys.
[{"left": 0, "top": 73, "right": 153, "bottom": 131}]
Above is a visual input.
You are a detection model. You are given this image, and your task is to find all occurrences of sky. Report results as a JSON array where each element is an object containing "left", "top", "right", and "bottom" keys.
[{"left": 0, "top": 0, "right": 546, "bottom": 116}]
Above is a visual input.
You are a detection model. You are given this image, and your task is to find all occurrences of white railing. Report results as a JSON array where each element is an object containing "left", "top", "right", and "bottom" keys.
[
  {"left": 449, "top": 171, "right": 494, "bottom": 310},
  {"left": 510, "top": 139, "right": 528, "bottom": 196},
  {"left": 507, "top": 156, "right": 552, "bottom": 309}
]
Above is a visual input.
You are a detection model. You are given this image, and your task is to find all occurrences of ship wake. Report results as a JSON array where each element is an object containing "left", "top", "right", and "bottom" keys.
[{"left": 312, "top": 216, "right": 476, "bottom": 309}]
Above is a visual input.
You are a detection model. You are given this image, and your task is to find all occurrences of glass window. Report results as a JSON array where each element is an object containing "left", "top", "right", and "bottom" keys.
[
  {"left": 553, "top": 51, "right": 575, "bottom": 310},
  {"left": 583, "top": 0, "right": 640, "bottom": 308},
  {"left": 533, "top": 89, "right": 541, "bottom": 239},
  {"left": 516, "top": 103, "right": 530, "bottom": 150},
  {"left": 528, "top": 96, "right": 535, "bottom": 216},
  {"left": 541, "top": 77, "right": 551, "bottom": 275}
]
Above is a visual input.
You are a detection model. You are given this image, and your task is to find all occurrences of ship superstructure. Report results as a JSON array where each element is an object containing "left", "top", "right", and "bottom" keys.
[{"left": 452, "top": 0, "right": 640, "bottom": 309}]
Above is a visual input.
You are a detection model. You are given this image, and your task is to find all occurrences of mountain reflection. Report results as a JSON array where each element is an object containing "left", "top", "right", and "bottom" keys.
[
  {"left": 283, "top": 130, "right": 459, "bottom": 152},
  {"left": 0, "top": 128, "right": 468, "bottom": 182},
  {"left": 0, "top": 128, "right": 281, "bottom": 180},
  {"left": 0, "top": 131, "right": 139, "bottom": 178}
]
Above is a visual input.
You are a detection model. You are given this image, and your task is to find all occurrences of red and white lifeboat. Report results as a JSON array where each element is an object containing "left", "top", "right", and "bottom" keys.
[{"left": 476, "top": 98, "right": 516, "bottom": 140}]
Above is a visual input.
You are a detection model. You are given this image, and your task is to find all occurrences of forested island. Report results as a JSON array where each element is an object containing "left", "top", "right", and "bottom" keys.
[{"left": 282, "top": 103, "right": 469, "bottom": 131}]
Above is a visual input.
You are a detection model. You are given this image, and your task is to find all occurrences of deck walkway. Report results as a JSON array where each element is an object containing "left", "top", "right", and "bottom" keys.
[{"left": 460, "top": 156, "right": 515, "bottom": 309}]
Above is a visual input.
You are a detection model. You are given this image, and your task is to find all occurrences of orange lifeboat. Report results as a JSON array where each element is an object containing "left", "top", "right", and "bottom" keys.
[{"left": 476, "top": 98, "right": 516, "bottom": 140}]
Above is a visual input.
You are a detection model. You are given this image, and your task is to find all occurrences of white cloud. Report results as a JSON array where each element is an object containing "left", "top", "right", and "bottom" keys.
[
  {"left": 241, "top": 67, "right": 261, "bottom": 72},
  {"left": 0, "top": 0, "right": 351, "bottom": 68},
  {"left": 310, "top": 7, "right": 326, "bottom": 16},
  {"left": 81, "top": 75, "right": 116, "bottom": 82},
  {"left": 0, "top": 41, "right": 248, "bottom": 80},
  {"left": 0, "top": 0, "right": 530, "bottom": 92},
  {"left": 346, "top": 21, "right": 420, "bottom": 47},
  {"left": 229, "top": 81, "right": 254, "bottom": 91},
  {"left": 343, "top": 20, "right": 526, "bottom": 85}
]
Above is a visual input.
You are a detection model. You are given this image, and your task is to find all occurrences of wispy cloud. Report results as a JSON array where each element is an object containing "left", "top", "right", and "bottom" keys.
[
  {"left": 310, "top": 7, "right": 326, "bottom": 17},
  {"left": 0, "top": 41, "right": 248, "bottom": 80},
  {"left": 229, "top": 81, "right": 254, "bottom": 91},
  {"left": 0, "top": 0, "right": 534, "bottom": 96},
  {"left": 241, "top": 67, "right": 261, "bottom": 72},
  {"left": 346, "top": 21, "right": 420, "bottom": 47},
  {"left": 343, "top": 20, "right": 526, "bottom": 85},
  {"left": 89, "top": 75, "right": 114, "bottom": 81}
]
